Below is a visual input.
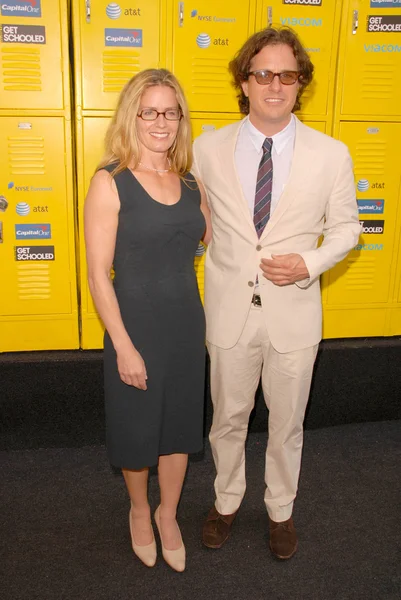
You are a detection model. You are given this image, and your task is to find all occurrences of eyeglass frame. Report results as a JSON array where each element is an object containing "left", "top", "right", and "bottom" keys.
[
  {"left": 247, "top": 70, "right": 301, "bottom": 86},
  {"left": 137, "top": 108, "right": 182, "bottom": 121}
]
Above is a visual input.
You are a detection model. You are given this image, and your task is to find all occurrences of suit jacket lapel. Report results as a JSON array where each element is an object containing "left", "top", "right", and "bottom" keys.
[
  {"left": 217, "top": 120, "right": 257, "bottom": 237},
  {"left": 259, "top": 117, "right": 312, "bottom": 241}
]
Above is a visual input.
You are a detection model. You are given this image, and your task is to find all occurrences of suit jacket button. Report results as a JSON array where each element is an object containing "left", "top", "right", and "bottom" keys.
[
  {"left": 248, "top": 281, "right": 254, "bottom": 287},
  {"left": 256, "top": 244, "right": 262, "bottom": 251}
]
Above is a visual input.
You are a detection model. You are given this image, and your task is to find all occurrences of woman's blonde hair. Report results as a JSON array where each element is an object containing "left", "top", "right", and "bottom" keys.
[{"left": 97, "top": 69, "right": 192, "bottom": 177}]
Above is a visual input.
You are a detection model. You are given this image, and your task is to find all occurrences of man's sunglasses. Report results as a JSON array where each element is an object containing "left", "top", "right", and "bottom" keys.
[{"left": 247, "top": 70, "right": 300, "bottom": 86}]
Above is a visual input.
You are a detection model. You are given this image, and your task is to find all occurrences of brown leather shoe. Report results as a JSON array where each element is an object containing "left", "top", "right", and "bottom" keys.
[
  {"left": 202, "top": 506, "right": 238, "bottom": 549},
  {"left": 269, "top": 516, "right": 298, "bottom": 560}
]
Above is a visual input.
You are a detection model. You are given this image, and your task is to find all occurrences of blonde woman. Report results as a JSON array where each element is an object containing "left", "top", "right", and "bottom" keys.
[{"left": 84, "top": 69, "right": 211, "bottom": 572}]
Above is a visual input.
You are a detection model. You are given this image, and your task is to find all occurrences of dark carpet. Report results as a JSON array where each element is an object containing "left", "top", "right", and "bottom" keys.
[{"left": 1, "top": 421, "right": 400, "bottom": 600}]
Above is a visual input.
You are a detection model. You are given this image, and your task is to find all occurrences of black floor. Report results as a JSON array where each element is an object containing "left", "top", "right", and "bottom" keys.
[{"left": 1, "top": 421, "right": 400, "bottom": 600}]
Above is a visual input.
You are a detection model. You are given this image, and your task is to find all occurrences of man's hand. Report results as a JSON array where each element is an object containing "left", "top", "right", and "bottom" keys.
[{"left": 260, "top": 253, "right": 310, "bottom": 286}]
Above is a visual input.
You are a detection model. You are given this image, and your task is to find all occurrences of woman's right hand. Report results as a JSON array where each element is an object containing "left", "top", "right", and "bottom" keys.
[{"left": 116, "top": 343, "right": 148, "bottom": 390}]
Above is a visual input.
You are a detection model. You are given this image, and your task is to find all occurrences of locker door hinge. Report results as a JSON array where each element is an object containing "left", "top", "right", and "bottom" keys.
[
  {"left": 179, "top": 2, "right": 184, "bottom": 27},
  {"left": 85, "top": 0, "right": 91, "bottom": 24},
  {"left": 352, "top": 10, "right": 358, "bottom": 35},
  {"left": 267, "top": 7, "right": 273, "bottom": 27}
]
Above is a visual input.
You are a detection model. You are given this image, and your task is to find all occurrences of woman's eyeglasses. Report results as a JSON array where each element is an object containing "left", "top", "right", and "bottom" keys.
[{"left": 137, "top": 108, "right": 182, "bottom": 121}]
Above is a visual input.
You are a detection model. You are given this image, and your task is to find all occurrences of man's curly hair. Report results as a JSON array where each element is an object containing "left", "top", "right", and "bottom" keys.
[{"left": 229, "top": 27, "right": 314, "bottom": 114}]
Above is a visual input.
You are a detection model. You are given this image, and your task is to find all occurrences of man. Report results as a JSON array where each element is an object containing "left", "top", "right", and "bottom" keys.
[{"left": 192, "top": 27, "right": 361, "bottom": 560}]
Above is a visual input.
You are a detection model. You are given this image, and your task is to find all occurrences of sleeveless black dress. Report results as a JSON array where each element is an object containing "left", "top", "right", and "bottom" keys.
[{"left": 101, "top": 166, "right": 206, "bottom": 469}]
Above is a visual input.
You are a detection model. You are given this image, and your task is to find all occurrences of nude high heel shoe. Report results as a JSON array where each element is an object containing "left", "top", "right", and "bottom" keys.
[
  {"left": 154, "top": 506, "right": 186, "bottom": 572},
  {"left": 129, "top": 509, "right": 157, "bottom": 567}
]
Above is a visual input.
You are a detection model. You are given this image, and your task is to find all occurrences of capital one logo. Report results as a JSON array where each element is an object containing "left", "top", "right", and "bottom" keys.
[
  {"left": 105, "top": 28, "right": 143, "bottom": 47},
  {"left": 1, "top": 0, "right": 42, "bottom": 18}
]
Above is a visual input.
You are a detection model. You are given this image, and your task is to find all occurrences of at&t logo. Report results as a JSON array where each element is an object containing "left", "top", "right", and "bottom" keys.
[
  {"left": 106, "top": 3, "right": 121, "bottom": 19},
  {"left": 357, "top": 179, "right": 370, "bottom": 192},
  {"left": 16, "top": 202, "right": 30, "bottom": 216},
  {"left": 196, "top": 33, "right": 229, "bottom": 48},
  {"left": 196, "top": 33, "right": 211, "bottom": 48}
]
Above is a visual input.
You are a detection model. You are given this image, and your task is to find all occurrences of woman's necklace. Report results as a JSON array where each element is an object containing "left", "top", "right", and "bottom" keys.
[{"left": 138, "top": 158, "right": 171, "bottom": 173}]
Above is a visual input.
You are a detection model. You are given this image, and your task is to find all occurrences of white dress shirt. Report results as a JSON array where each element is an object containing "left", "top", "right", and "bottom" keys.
[
  {"left": 235, "top": 114, "right": 296, "bottom": 293},
  {"left": 235, "top": 114, "right": 296, "bottom": 218}
]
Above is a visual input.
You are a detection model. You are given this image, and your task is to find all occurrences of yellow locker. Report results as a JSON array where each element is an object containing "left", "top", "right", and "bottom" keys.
[
  {"left": 0, "top": 0, "right": 69, "bottom": 110},
  {"left": 191, "top": 113, "right": 244, "bottom": 300},
  {"left": 337, "top": 0, "right": 401, "bottom": 118},
  {"left": 0, "top": 116, "right": 79, "bottom": 351},
  {"left": 322, "top": 121, "right": 401, "bottom": 338},
  {"left": 389, "top": 188, "right": 401, "bottom": 335},
  {"left": 72, "top": 0, "right": 165, "bottom": 111},
  {"left": 191, "top": 112, "right": 242, "bottom": 138},
  {"left": 301, "top": 120, "right": 326, "bottom": 133},
  {"left": 168, "top": 0, "right": 256, "bottom": 113},
  {"left": 76, "top": 116, "right": 111, "bottom": 349},
  {"left": 390, "top": 270, "right": 401, "bottom": 334},
  {"left": 255, "top": 0, "right": 342, "bottom": 119}
]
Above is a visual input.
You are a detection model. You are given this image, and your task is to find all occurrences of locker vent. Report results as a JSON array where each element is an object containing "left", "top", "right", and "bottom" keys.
[
  {"left": 353, "top": 139, "right": 385, "bottom": 176},
  {"left": 103, "top": 51, "right": 140, "bottom": 92},
  {"left": 361, "top": 65, "right": 394, "bottom": 102},
  {"left": 1, "top": 47, "right": 41, "bottom": 91},
  {"left": 17, "top": 264, "right": 51, "bottom": 300},
  {"left": 191, "top": 57, "right": 229, "bottom": 96},
  {"left": 8, "top": 136, "right": 45, "bottom": 175},
  {"left": 345, "top": 257, "right": 376, "bottom": 291}
]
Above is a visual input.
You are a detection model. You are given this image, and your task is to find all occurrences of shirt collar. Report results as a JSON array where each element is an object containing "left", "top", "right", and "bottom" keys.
[{"left": 244, "top": 113, "right": 296, "bottom": 155}]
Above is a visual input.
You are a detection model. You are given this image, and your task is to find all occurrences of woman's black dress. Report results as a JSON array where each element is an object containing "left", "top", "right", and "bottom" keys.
[{"left": 102, "top": 166, "right": 206, "bottom": 469}]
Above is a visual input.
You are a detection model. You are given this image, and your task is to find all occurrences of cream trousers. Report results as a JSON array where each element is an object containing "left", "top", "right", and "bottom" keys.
[{"left": 207, "top": 304, "right": 318, "bottom": 522}]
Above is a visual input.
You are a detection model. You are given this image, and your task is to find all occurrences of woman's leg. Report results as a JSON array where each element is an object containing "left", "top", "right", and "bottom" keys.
[
  {"left": 157, "top": 453, "right": 188, "bottom": 550},
  {"left": 123, "top": 467, "right": 154, "bottom": 545}
]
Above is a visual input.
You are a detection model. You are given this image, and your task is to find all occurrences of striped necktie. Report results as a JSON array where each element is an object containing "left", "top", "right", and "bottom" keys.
[{"left": 254, "top": 138, "right": 273, "bottom": 238}]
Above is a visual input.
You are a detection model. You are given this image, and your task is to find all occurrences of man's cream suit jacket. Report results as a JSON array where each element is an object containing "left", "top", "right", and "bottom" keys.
[{"left": 193, "top": 116, "right": 361, "bottom": 353}]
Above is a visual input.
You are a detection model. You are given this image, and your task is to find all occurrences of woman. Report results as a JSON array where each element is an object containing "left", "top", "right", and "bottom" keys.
[{"left": 84, "top": 69, "right": 211, "bottom": 572}]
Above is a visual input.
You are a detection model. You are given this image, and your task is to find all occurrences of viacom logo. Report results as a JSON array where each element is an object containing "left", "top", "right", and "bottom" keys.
[
  {"left": 0, "top": 0, "right": 41, "bottom": 18},
  {"left": 354, "top": 244, "right": 383, "bottom": 251},
  {"left": 0, "top": 24, "right": 46, "bottom": 44},
  {"left": 360, "top": 219, "right": 384, "bottom": 234},
  {"left": 280, "top": 17, "right": 322, "bottom": 26},
  {"left": 364, "top": 43, "right": 401, "bottom": 52},
  {"left": 282, "top": 0, "right": 322, "bottom": 5},
  {"left": 105, "top": 28, "right": 142, "bottom": 47},
  {"left": 15, "top": 223, "right": 51, "bottom": 239},
  {"left": 15, "top": 245, "right": 55, "bottom": 261},
  {"left": 367, "top": 15, "right": 401, "bottom": 32}
]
